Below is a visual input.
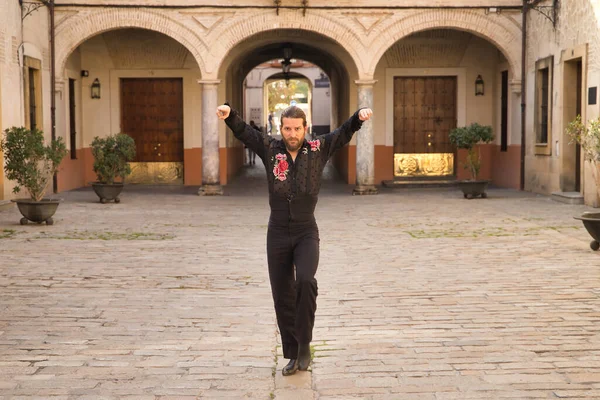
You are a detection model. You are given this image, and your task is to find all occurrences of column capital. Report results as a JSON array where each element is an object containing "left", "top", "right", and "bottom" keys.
[
  {"left": 510, "top": 79, "right": 522, "bottom": 94},
  {"left": 55, "top": 79, "right": 65, "bottom": 100},
  {"left": 197, "top": 79, "right": 221, "bottom": 86},
  {"left": 55, "top": 78, "right": 65, "bottom": 88},
  {"left": 355, "top": 79, "right": 378, "bottom": 87}
]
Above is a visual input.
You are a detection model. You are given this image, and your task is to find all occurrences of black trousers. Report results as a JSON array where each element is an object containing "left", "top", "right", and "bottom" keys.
[
  {"left": 267, "top": 222, "right": 319, "bottom": 359},
  {"left": 246, "top": 147, "right": 256, "bottom": 163}
]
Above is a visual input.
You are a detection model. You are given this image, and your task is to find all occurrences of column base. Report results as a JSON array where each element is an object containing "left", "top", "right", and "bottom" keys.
[
  {"left": 352, "top": 185, "right": 379, "bottom": 195},
  {"left": 198, "top": 184, "right": 224, "bottom": 196}
]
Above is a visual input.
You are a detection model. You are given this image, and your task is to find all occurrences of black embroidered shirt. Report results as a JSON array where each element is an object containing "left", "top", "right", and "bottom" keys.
[{"left": 225, "top": 108, "right": 364, "bottom": 199}]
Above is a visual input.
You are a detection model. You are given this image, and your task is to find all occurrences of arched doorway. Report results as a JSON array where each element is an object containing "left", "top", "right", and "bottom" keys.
[
  {"left": 241, "top": 65, "right": 322, "bottom": 168},
  {"left": 57, "top": 28, "right": 204, "bottom": 190},
  {"left": 264, "top": 71, "right": 314, "bottom": 137},
  {"left": 217, "top": 29, "right": 358, "bottom": 184},
  {"left": 242, "top": 62, "right": 333, "bottom": 167},
  {"left": 244, "top": 62, "right": 319, "bottom": 137},
  {"left": 372, "top": 28, "right": 522, "bottom": 189}
]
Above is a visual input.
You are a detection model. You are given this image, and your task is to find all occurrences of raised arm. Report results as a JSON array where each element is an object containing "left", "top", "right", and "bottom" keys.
[
  {"left": 217, "top": 104, "right": 272, "bottom": 160},
  {"left": 318, "top": 108, "right": 373, "bottom": 159}
]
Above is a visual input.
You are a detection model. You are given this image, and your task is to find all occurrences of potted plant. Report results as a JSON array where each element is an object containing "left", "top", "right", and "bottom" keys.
[
  {"left": 90, "top": 133, "right": 136, "bottom": 203},
  {"left": 0, "top": 127, "right": 67, "bottom": 225},
  {"left": 566, "top": 115, "right": 600, "bottom": 251},
  {"left": 449, "top": 123, "right": 494, "bottom": 199}
]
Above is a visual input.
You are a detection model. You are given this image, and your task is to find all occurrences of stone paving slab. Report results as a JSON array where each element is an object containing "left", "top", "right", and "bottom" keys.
[{"left": 1, "top": 165, "right": 600, "bottom": 399}]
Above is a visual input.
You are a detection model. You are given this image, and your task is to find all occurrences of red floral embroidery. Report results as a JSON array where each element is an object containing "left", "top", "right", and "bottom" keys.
[
  {"left": 308, "top": 139, "right": 321, "bottom": 152},
  {"left": 273, "top": 154, "right": 289, "bottom": 181},
  {"left": 278, "top": 160, "right": 289, "bottom": 172}
]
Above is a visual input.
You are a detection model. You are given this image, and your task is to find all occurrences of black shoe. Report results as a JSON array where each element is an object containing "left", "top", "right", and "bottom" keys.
[
  {"left": 282, "top": 359, "right": 298, "bottom": 376},
  {"left": 298, "top": 343, "right": 311, "bottom": 370}
]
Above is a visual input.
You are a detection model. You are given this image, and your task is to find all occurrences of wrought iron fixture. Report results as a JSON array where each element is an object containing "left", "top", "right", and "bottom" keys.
[
  {"left": 527, "top": 0, "right": 559, "bottom": 27},
  {"left": 274, "top": 0, "right": 281, "bottom": 15},
  {"left": 274, "top": 0, "right": 309, "bottom": 17},
  {"left": 91, "top": 78, "right": 101, "bottom": 99},
  {"left": 20, "top": 0, "right": 51, "bottom": 20},
  {"left": 475, "top": 75, "right": 485, "bottom": 96},
  {"left": 281, "top": 44, "right": 293, "bottom": 85},
  {"left": 282, "top": 59, "right": 292, "bottom": 74}
]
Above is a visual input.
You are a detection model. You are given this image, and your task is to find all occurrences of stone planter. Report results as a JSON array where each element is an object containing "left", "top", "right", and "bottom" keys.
[
  {"left": 574, "top": 212, "right": 600, "bottom": 251},
  {"left": 12, "top": 198, "right": 61, "bottom": 225},
  {"left": 92, "top": 182, "right": 124, "bottom": 203},
  {"left": 458, "top": 180, "right": 490, "bottom": 199}
]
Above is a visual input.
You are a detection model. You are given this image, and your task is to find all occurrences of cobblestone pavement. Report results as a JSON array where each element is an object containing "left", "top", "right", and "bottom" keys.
[{"left": 1, "top": 163, "right": 600, "bottom": 399}]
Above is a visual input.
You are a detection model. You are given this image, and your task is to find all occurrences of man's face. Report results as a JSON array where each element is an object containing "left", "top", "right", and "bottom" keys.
[{"left": 281, "top": 117, "right": 307, "bottom": 152}]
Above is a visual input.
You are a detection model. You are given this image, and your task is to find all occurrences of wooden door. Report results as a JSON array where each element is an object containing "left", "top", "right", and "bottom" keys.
[
  {"left": 121, "top": 78, "right": 183, "bottom": 163},
  {"left": 394, "top": 77, "right": 457, "bottom": 154}
]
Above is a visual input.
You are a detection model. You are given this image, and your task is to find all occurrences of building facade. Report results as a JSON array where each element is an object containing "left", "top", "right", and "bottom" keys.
[
  {"left": 525, "top": 0, "right": 600, "bottom": 206},
  {"left": 0, "top": 0, "right": 598, "bottom": 205}
]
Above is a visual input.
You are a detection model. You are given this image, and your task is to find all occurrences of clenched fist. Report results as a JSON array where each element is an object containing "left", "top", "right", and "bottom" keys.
[
  {"left": 358, "top": 108, "right": 373, "bottom": 122},
  {"left": 216, "top": 105, "right": 231, "bottom": 120}
]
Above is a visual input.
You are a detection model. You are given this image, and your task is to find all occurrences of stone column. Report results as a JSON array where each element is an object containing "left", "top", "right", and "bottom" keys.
[
  {"left": 198, "top": 79, "right": 223, "bottom": 195},
  {"left": 353, "top": 79, "right": 378, "bottom": 195}
]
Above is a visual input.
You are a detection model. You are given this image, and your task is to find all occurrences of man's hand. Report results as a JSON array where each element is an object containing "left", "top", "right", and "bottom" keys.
[
  {"left": 217, "top": 105, "right": 231, "bottom": 120},
  {"left": 358, "top": 108, "right": 373, "bottom": 122}
]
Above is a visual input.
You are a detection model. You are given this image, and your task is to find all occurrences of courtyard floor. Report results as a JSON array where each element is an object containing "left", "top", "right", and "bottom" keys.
[{"left": 1, "top": 164, "right": 599, "bottom": 399}]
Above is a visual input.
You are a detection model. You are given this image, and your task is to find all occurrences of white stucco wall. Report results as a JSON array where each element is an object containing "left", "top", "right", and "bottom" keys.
[{"left": 1, "top": 1, "right": 51, "bottom": 200}]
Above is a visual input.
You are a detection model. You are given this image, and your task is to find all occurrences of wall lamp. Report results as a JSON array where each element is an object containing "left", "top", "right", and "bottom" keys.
[
  {"left": 475, "top": 75, "right": 485, "bottom": 96},
  {"left": 91, "top": 78, "right": 101, "bottom": 99}
]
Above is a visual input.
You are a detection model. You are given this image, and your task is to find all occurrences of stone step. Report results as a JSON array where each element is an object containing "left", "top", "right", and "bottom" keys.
[
  {"left": 551, "top": 191, "right": 584, "bottom": 205},
  {"left": 382, "top": 179, "right": 459, "bottom": 189}
]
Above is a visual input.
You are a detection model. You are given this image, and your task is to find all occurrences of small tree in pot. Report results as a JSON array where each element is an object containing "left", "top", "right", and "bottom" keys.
[
  {"left": 566, "top": 115, "right": 600, "bottom": 251},
  {"left": 449, "top": 123, "right": 494, "bottom": 199},
  {"left": 91, "top": 133, "right": 136, "bottom": 203},
  {"left": 1, "top": 127, "right": 67, "bottom": 225}
]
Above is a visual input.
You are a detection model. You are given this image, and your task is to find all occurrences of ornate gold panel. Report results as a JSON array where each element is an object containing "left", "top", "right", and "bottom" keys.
[
  {"left": 394, "top": 153, "right": 454, "bottom": 177},
  {"left": 128, "top": 162, "right": 184, "bottom": 184}
]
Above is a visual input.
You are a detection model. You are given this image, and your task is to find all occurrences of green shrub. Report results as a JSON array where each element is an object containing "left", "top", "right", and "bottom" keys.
[
  {"left": 566, "top": 115, "right": 600, "bottom": 202},
  {"left": 566, "top": 115, "right": 600, "bottom": 163},
  {"left": 449, "top": 123, "right": 494, "bottom": 180},
  {"left": 1, "top": 127, "right": 67, "bottom": 202},
  {"left": 91, "top": 134, "right": 136, "bottom": 184}
]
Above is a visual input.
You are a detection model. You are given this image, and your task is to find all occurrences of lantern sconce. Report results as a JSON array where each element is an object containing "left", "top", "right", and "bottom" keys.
[
  {"left": 475, "top": 75, "right": 485, "bottom": 96},
  {"left": 91, "top": 78, "right": 101, "bottom": 99}
]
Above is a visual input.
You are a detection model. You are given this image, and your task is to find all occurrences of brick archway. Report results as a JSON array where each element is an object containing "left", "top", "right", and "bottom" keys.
[
  {"left": 210, "top": 9, "right": 365, "bottom": 79},
  {"left": 55, "top": 9, "right": 208, "bottom": 77},
  {"left": 367, "top": 10, "right": 522, "bottom": 78}
]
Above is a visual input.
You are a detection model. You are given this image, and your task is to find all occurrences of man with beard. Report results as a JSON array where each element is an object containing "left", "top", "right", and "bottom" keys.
[{"left": 217, "top": 104, "right": 373, "bottom": 375}]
